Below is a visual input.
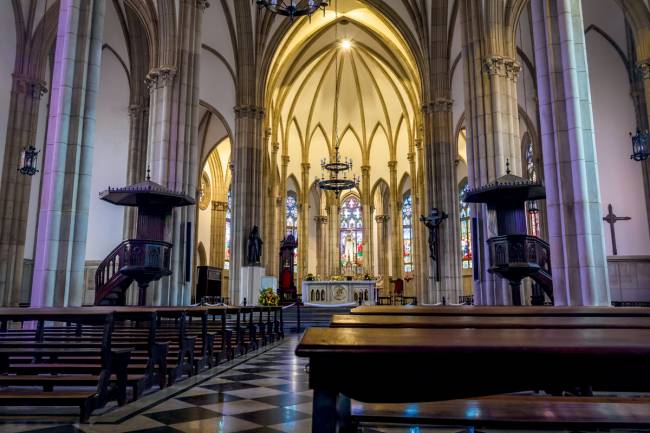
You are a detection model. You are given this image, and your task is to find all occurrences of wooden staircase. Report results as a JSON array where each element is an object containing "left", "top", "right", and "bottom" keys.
[{"left": 95, "top": 241, "right": 133, "bottom": 306}]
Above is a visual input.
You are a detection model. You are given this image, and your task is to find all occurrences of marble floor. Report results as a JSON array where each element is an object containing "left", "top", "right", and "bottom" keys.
[{"left": 0, "top": 336, "right": 648, "bottom": 433}]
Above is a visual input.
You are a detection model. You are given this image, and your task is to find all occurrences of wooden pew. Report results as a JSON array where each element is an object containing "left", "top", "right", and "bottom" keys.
[
  {"left": 351, "top": 305, "right": 650, "bottom": 316},
  {"left": 331, "top": 314, "right": 650, "bottom": 329},
  {"left": 295, "top": 326, "right": 650, "bottom": 432},
  {"left": 0, "top": 308, "right": 131, "bottom": 421}
]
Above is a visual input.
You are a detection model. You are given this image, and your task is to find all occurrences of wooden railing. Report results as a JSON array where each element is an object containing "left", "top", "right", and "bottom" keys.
[{"left": 487, "top": 234, "right": 550, "bottom": 272}]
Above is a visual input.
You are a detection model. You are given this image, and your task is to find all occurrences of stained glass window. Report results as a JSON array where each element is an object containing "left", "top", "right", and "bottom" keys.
[
  {"left": 286, "top": 192, "right": 299, "bottom": 274},
  {"left": 224, "top": 189, "right": 232, "bottom": 270},
  {"left": 339, "top": 195, "right": 363, "bottom": 274},
  {"left": 460, "top": 181, "right": 472, "bottom": 269},
  {"left": 524, "top": 135, "right": 541, "bottom": 236},
  {"left": 402, "top": 192, "right": 413, "bottom": 275}
]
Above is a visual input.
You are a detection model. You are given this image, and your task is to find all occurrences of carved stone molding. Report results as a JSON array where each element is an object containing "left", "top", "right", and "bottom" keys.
[
  {"left": 483, "top": 56, "right": 520, "bottom": 80},
  {"left": 145, "top": 66, "right": 177, "bottom": 91},
  {"left": 234, "top": 104, "right": 264, "bottom": 119},
  {"left": 282, "top": 155, "right": 290, "bottom": 166},
  {"left": 388, "top": 160, "right": 398, "bottom": 170},
  {"left": 12, "top": 74, "right": 47, "bottom": 99},
  {"left": 361, "top": 165, "right": 371, "bottom": 174},
  {"left": 375, "top": 214, "right": 389, "bottom": 223},
  {"left": 414, "top": 138, "right": 423, "bottom": 149},
  {"left": 422, "top": 98, "right": 453, "bottom": 114},
  {"left": 314, "top": 215, "right": 328, "bottom": 224},
  {"left": 128, "top": 104, "right": 149, "bottom": 117},
  {"left": 196, "top": 0, "right": 210, "bottom": 10},
  {"left": 272, "top": 142, "right": 280, "bottom": 152},
  {"left": 407, "top": 152, "right": 415, "bottom": 162},
  {"left": 301, "top": 162, "right": 311, "bottom": 171},
  {"left": 638, "top": 60, "right": 650, "bottom": 80},
  {"left": 212, "top": 200, "right": 228, "bottom": 211}
]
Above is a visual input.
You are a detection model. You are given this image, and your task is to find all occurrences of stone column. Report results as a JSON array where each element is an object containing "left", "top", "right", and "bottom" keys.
[
  {"left": 31, "top": 0, "right": 106, "bottom": 307},
  {"left": 298, "top": 162, "right": 310, "bottom": 285},
  {"left": 388, "top": 160, "right": 402, "bottom": 279},
  {"left": 314, "top": 215, "right": 328, "bottom": 277},
  {"left": 277, "top": 154, "right": 289, "bottom": 243},
  {"left": 146, "top": 0, "right": 206, "bottom": 306},
  {"left": 375, "top": 215, "right": 390, "bottom": 282},
  {"left": 0, "top": 75, "right": 48, "bottom": 306},
  {"left": 266, "top": 141, "right": 280, "bottom": 276},
  {"left": 326, "top": 194, "right": 340, "bottom": 276},
  {"left": 360, "top": 165, "right": 372, "bottom": 273},
  {"left": 415, "top": 137, "right": 430, "bottom": 303},
  {"left": 531, "top": 0, "right": 609, "bottom": 305},
  {"left": 461, "top": 0, "right": 521, "bottom": 304},
  {"left": 210, "top": 200, "right": 228, "bottom": 267},
  {"left": 123, "top": 103, "right": 149, "bottom": 238},
  {"left": 634, "top": 61, "right": 650, "bottom": 240}
]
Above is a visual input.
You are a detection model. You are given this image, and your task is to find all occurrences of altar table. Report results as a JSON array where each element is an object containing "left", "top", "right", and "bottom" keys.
[{"left": 302, "top": 281, "right": 376, "bottom": 306}]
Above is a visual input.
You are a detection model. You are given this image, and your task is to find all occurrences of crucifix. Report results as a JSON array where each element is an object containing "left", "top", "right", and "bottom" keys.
[
  {"left": 602, "top": 203, "right": 631, "bottom": 256},
  {"left": 420, "top": 208, "right": 448, "bottom": 281}
]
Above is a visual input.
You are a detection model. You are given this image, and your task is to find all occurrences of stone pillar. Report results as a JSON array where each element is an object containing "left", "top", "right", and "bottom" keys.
[
  {"left": 210, "top": 200, "right": 228, "bottom": 267},
  {"left": 314, "top": 215, "right": 328, "bottom": 277},
  {"left": 277, "top": 154, "right": 289, "bottom": 243},
  {"left": 634, "top": 61, "right": 650, "bottom": 241},
  {"left": 229, "top": 106, "right": 265, "bottom": 305},
  {"left": 266, "top": 141, "right": 280, "bottom": 276},
  {"left": 388, "top": 160, "right": 402, "bottom": 279},
  {"left": 531, "top": 0, "right": 609, "bottom": 305},
  {"left": 414, "top": 137, "right": 430, "bottom": 303},
  {"left": 375, "top": 215, "right": 390, "bottom": 282},
  {"left": 360, "top": 165, "right": 372, "bottom": 273},
  {"left": 146, "top": 0, "right": 206, "bottom": 306},
  {"left": 422, "top": 99, "right": 462, "bottom": 304},
  {"left": 461, "top": 0, "right": 522, "bottom": 305},
  {"left": 326, "top": 194, "right": 340, "bottom": 276},
  {"left": 0, "top": 75, "right": 48, "bottom": 306},
  {"left": 31, "top": 0, "right": 106, "bottom": 307},
  {"left": 123, "top": 103, "right": 149, "bottom": 238},
  {"left": 298, "top": 162, "right": 310, "bottom": 286}
]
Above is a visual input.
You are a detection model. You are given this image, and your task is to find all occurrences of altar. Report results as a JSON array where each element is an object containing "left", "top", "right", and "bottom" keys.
[{"left": 302, "top": 280, "right": 377, "bottom": 306}]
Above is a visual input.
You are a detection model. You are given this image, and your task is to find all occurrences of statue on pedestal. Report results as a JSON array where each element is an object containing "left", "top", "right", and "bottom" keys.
[{"left": 247, "top": 225, "right": 263, "bottom": 265}]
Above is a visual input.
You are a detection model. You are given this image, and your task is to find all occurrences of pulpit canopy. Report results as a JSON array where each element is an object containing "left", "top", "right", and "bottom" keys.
[
  {"left": 462, "top": 172, "right": 545, "bottom": 204},
  {"left": 99, "top": 179, "right": 195, "bottom": 208}
]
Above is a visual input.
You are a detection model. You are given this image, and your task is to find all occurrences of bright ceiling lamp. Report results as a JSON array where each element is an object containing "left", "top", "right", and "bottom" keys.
[{"left": 341, "top": 39, "right": 352, "bottom": 49}]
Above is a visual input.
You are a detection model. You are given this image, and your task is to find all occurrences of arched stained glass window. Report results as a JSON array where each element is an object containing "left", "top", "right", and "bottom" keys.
[
  {"left": 224, "top": 189, "right": 232, "bottom": 270},
  {"left": 524, "top": 134, "right": 541, "bottom": 236},
  {"left": 286, "top": 192, "right": 299, "bottom": 274},
  {"left": 340, "top": 195, "right": 363, "bottom": 274},
  {"left": 460, "top": 181, "right": 472, "bottom": 269},
  {"left": 402, "top": 192, "right": 413, "bottom": 275}
]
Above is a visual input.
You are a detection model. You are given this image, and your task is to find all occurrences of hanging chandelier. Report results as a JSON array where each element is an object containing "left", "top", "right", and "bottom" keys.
[
  {"left": 255, "top": 0, "right": 328, "bottom": 20},
  {"left": 315, "top": 1, "right": 358, "bottom": 196}
]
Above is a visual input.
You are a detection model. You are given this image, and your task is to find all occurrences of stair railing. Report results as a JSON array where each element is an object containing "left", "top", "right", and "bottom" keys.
[{"left": 95, "top": 240, "right": 130, "bottom": 302}]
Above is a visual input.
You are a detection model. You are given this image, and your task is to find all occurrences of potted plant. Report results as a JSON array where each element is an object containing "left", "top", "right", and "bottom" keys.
[{"left": 258, "top": 287, "right": 280, "bottom": 306}]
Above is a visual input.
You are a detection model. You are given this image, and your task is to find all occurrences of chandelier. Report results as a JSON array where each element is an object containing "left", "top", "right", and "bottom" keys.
[
  {"left": 255, "top": 0, "right": 328, "bottom": 20},
  {"left": 315, "top": 2, "right": 358, "bottom": 196}
]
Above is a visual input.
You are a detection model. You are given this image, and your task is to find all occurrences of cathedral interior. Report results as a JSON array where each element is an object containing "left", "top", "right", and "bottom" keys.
[{"left": 0, "top": 0, "right": 648, "bottom": 432}]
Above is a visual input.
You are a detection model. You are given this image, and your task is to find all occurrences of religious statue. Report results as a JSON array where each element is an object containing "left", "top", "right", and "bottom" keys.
[
  {"left": 343, "top": 233, "right": 356, "bottom": 265},
  {"left": 420, "top": 208, "right": 448, "bottom": 281},
  {"left": 247, "top": 225, "right": 263, "bottom": 265}
]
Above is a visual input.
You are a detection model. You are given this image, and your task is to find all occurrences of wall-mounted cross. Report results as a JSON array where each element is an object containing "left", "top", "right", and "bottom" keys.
[{"left": 602, "top": 203, "right": 631, "bottom": 256}]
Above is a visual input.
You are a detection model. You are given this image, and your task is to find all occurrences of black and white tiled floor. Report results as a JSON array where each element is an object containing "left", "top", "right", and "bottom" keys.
[{"left": 0, "top": 338, "right": 313, "bottom": 433}]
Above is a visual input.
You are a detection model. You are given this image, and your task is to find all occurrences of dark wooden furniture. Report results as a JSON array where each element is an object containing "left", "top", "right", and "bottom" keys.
[
  {"left": 331, "top": 314, "right": 650, "bottom": 329},
  {"left": 196, "top": 266, "right": 221, "bottom": 302},
  {"left": 296, "top": 326, "right": 650, "bottom": 433},
  {"left": 350, "top": 305, "right": 650, "bottom": 317}
]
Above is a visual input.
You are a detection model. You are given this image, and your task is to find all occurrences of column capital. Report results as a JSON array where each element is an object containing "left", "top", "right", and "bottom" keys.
[
  {"left": 422, "top": 98, "right": 453, "bottom": 114},
  {"left": 264, "top": 127, "right": 272, "bottom": 141},
  {"left": 145, "top": 66, "right": 177, "bottom": 91},
  {"left": 314, "top": 215, "right": 328, "bottom": 224},
  {"left": 196, "top": 0, "right": 210, "bottom": 10},
  {"left": 375, "top": 214, "right": 389, "bottom": 223},
  {"left": 638, "top": 60, "right": 650, "bottom": 80},
  {"left": 301, "top": 162, "right": 311, "bottom": 170},
  {"left": 407, "top": 152, "right": 415, "bottom": 162},
  {"left": 12, "top": 74, "right": 47, "bottom": 99},
  {"left": 483, "top": 56, "right": 520, "bottom": 80},
  {"left": 234, "top": 105, "right": 264, "bottom": 119},
  {"left": 414, "top": 137, "right": 423, "bottom": 149},
  {"left": 212, "top": 200, "right": 228, "bottom": 211},
  {"left": 281, "top": 155, "right": 290, "bottom": 166},
  {"left": 361, "top": 165, "right": 371, "bottom": 174},
  {"left": 272, "top": 142, "right": 280, "bottom": 153},
  {"left": 128, "top": 104, "right": 148, "bottom": 117},
  {"left": 388, "top": 160, "right": 398, "bottom": 170}
]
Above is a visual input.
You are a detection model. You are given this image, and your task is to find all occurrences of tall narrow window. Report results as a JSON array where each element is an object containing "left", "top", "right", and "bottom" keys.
[
  {"left": 459, "top": 181, "right": 472, "bottom": 269},
  {"left": 286, "top": 192, "right": 299, "bottom": 274},
  {"left": 224, "top": 189, "right": 232, "bottom": 270},
  {"left": 402, "top": 192, "right": 413, "bottom": 275},
  {"left": 340, "top": 195, "right": 363, "bottom": 274},
  {"left": 524, "top": 135, "right": 541, "bottom": 236}
]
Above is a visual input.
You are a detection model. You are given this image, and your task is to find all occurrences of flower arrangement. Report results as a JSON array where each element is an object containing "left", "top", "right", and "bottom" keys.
[
  {"left": 258, "top": 287, "right": 280, "bottom": 306},
  {"left": 305, "top": 273, "right": 318, "bottom": 281},
  {"left": 362, "top": 273, "right": 376, "bottom": 281},
  {"left": 331, "top": 275, "right": 346, "bottom": 281}
]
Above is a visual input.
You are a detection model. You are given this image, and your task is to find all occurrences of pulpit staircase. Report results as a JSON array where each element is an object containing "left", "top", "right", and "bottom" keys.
[{"left": 95, "top": 241, "right": 134, "bottom": 306}]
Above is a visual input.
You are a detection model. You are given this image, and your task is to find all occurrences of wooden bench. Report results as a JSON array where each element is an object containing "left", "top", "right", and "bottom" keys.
[
  {"left": 296, "top": 326, "right": 650, "bottom": 432},
  {"left": 352, "top": 396, "right": 650, "bottom": 430}
]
